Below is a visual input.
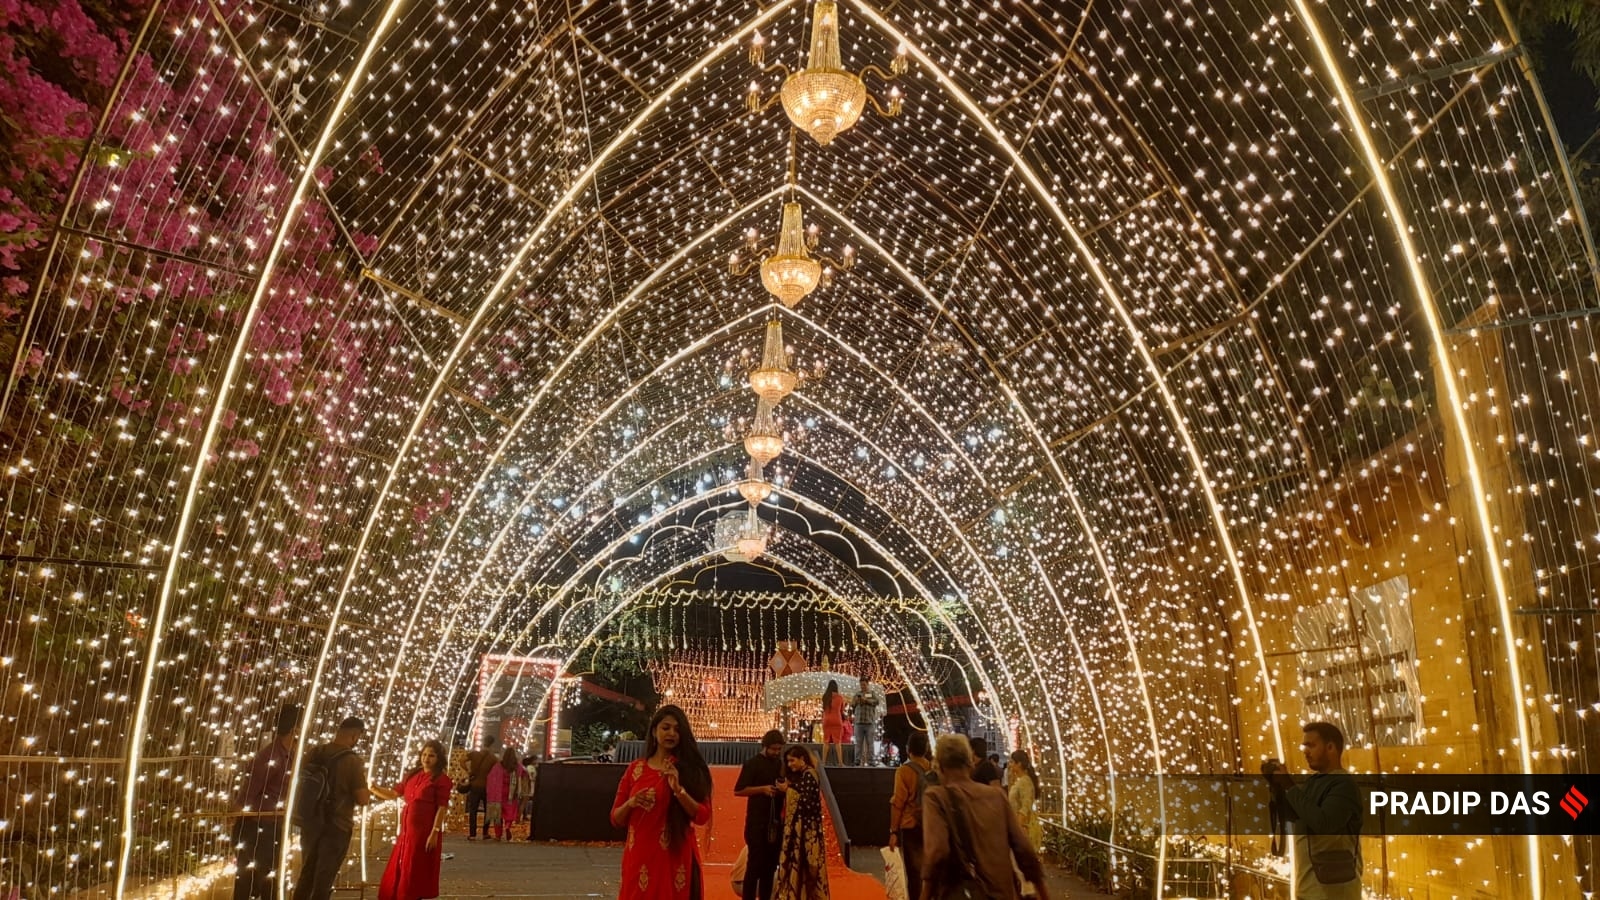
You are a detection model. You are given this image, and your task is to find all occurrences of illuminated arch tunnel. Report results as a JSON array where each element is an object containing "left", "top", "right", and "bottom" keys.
[{"left": 0, "top": 0, "right": 1596, "bottom": 896}]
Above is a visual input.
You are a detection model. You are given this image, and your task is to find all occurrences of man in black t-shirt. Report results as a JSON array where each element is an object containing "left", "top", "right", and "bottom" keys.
[{"left": 732, "top": 730, "right": 788, "bottom": 900}]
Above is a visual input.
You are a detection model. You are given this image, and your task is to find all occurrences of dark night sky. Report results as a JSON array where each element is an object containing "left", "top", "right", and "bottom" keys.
[{"left": 1534, "top": 25, "right": 1600, "bottom": 146}]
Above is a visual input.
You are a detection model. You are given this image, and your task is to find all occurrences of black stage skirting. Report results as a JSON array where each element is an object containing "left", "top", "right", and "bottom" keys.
[
  {"left": 529, "top": 762, "right": 628, "bottom": 842},
  {"left": 530, "top": 754, "right": 897, "bottom": 846},
  {"left": 617, "top": 739, "right": 861, "bottom": 766}
]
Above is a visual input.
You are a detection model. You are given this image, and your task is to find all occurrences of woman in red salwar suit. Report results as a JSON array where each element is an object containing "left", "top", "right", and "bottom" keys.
[
  {"left": 611, "top": 705, "right": 713, "bottom": 899},
  {"left": 379, "top": 740, "right": 452, "bottom": 900}
]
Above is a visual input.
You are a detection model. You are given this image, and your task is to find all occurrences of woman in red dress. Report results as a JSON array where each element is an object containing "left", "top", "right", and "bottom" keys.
[
  {"left": 611, "top": 705, "right": 713, "bottom": 899},
  {"left": 379, "top": 739, "right": 451, "bottom": 900},
  {"left": 820, "top": 680, "right": 845, "bottom": 766}
]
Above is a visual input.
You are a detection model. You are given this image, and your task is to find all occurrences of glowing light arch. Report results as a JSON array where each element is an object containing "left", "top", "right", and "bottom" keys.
[
  {"left": 400, "top": 472, "right": 1029, "bottom": 767},
  {"left": 368, "top": 219, "right": 1177, "bottom": 845},
  {"left": 1289, "top": 1, "right": 1542, "bottom": 888},
  {"left": 319, "top": 15, "right": 1289, "bottom": 851},
  {"left": 547, "top": 547, "right": 944, "bottom": 729},
  {"left": 114, "top": 0, "right": 415, "bottom": 893}
]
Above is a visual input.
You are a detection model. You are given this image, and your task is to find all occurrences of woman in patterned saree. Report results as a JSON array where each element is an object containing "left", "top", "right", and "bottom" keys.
[
  {"left": 772, "top": 746, "right": 829, "bottom": 900},
  {"left": 611, "top": 705, "right": 713, "bottom": 899}
]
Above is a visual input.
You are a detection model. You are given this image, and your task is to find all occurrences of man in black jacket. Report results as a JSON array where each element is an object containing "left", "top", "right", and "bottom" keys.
[{"left": 1263, "top": 722, "right": 1363, "bottom": 899}]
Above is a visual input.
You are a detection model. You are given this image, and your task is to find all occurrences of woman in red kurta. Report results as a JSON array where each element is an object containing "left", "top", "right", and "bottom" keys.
[
  {"left": 379, "top": 740, "right": 452, "bottom": 900},
  {"left": 611, "top": 705, "right": 713, "bottom": 899}
]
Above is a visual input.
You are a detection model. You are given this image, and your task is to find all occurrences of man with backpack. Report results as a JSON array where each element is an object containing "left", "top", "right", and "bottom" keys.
[
  {"left": 888, "top": 731, "right": 938, "bottom": 900},
  {"left": 291, "top": 717, "right": 373, "bottom": 900},
  {"left": 464, "top": 734, "right": 499, "bottom": 840}
]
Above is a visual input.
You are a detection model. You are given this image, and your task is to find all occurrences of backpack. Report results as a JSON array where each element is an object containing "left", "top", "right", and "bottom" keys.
[
  {"left": 291, "top": 746, "right": 352, "bottom": 829},
  {"left": 912, "top": 758, "right": 940, "bottom": 807}
]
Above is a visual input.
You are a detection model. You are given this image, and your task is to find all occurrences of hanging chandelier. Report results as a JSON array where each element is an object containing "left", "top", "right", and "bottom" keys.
[
  {"left": 713, "top": 507, "right": 772, "bottom": 563},
  {"left": 713, "top": 512, "right": 754, "bottom": 563},
  {"left": 748, "top": 319, "right": 799, "bottom": 404},
  {"left": 744, "top": 398, "right": 784, "bottom": 466},
  {"left": 737, "top": 457, "right": 774, "bottom": 506},
  {"left": 730, "top": 198, "right": 854, "bottom": 308},
  {"left": 733, "top": 507, "right": 771, "bottom": 562},
  {"left": 748, "top": 1, "right": 906, "bottom": 146}
]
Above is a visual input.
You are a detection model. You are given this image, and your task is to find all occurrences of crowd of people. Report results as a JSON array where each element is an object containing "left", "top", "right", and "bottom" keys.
[
  {"left": 606, "top": 703, "right": 1053, "bottom": 900},
  {"left": 228, "top": 709, "right": 540, "bottom": 900},
  {"left": 230, "top": 695, "right": 1360, "bottom": 900}
]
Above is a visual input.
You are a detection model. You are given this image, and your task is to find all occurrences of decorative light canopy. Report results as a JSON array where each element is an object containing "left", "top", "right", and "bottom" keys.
[
  {"left": 730, "top": 199, "right": 854, "bottom": 308},
  {"left": 744, "top": 397, "right": 785, "bottom": 466},
  {"left": 737, "top": 457, "right": 774, "bottom": 506},
  {"left": 749, "top": 319, "right": 799, "bottom": 403},
  {"left": 748, "top": 0, "right": 906, "bottom": 146}
]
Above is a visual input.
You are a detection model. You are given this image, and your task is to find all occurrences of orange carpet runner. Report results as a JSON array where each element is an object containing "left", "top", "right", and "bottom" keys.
[{"left": 698, "top": 766, "right": 886, "bottom": 900}]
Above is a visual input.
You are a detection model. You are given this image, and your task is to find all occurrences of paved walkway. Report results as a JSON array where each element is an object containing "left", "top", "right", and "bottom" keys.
[
  {"left": 193, "top": 839, "right": 1103, "bottom": 898},
  {"left": 417, "top": 840, "right": 1104, "bottom": 899}
]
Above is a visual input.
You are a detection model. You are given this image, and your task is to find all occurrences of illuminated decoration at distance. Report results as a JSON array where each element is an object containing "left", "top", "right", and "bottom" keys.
[
  {"left": 737, "top": 457, "right": 774, "bottom": 506},
  {"left": 712, "top": 507, "right": 772, "bottom": 563}
]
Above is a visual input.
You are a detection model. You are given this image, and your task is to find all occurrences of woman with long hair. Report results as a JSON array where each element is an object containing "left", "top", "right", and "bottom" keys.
[
  {"left": 772, "top": 746, "right": 829, "bottom": 900},
  {"left": 819, "top": 680, "right": 845, "bottom": 766},
  {"left": 486, "top": 746, "right": 524, "bottom": 840},
  {"left": 611, "top": 705, "right": 713, "bottom": 899},
  {"left": 378, "top": 739, "right": 452, "bottom": 900},
  {"left": 1007, "top": 749, "right": 1043, "bottom": 849}
]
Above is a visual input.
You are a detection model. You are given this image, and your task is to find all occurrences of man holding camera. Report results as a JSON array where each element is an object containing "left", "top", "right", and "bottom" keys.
[{"left": 1262, "top": 722, "right": 1362, "bottom": 899}]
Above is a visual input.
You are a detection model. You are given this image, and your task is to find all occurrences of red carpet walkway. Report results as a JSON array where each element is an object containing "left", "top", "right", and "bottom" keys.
[{"left": 699, "top": 766, "right": 886, "bottom": 900}]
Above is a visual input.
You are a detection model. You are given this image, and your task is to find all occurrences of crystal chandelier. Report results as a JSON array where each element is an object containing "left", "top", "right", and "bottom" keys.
[
  {"left": 748, "top": 320, "right": 798, "bottom": 404},
  {"left": 737, "top": 457, "right": 774, "bottom": 506},
  {"left": 712, "top": 507, "right": 771, "bottom": 563},
  {"left": 730, "top": 198, "right": 854, "bottom": 309},
  {"left": 748, "top": 0, "right": 906, "bottom": 146},
  {"left": 713, "top": 512, "right": 753, "bottom": 563},
  {"left": 733, "top": 507, "right": 771, "bottom": 562},
  {"left": 744, "top": 397, "right": 784, "bottom": 466}
]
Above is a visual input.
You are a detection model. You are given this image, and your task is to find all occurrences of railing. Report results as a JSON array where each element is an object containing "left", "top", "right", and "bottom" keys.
[
  {"left": 1041, "top": 819, "right": 1290, "bottom": 898},
  {"left": 814, "top": 764, "right": 851, "bottom": 868}
]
